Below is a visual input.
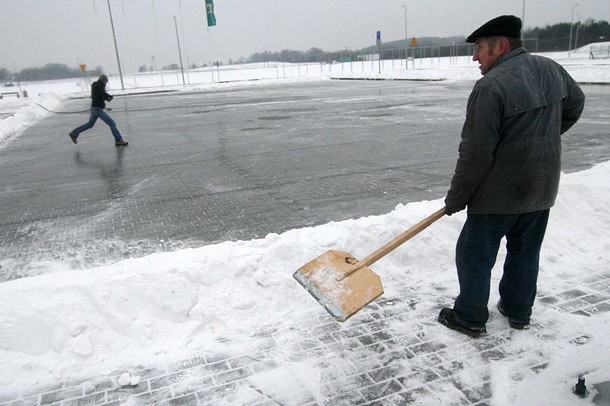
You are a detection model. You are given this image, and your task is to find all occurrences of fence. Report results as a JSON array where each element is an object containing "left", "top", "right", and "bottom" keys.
[
  {"left": 358, "top": 37, "right": 538, "bottom": 70},
  {"left": 590, "top": 44, "right": 610, "bottom": 59},
  {"left": 360, "top": 43, "right": 473, "bottom": 69}
]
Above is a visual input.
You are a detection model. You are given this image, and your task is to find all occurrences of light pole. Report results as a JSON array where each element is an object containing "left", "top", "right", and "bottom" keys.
[
  {"left": 106, "top": 0, "right": 125, "bottom": 90},
  {"left": 574, "top": 15, "right": 581, "bottom": 51},
  {"left": 521, "top": 0, "right": 526, "bottom": 40},
  {"left": 568, "top": 3, "right": 579, "bottom": 58},
  {"left": 174, "top": 16, "right": 186, "bottom": 85},
  {"left": 402, "top": 4, "right": 408, "bottom": 69}
]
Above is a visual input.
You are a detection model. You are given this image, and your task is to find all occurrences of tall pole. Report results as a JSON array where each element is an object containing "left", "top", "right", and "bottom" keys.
[
  {"left": 402, "top": 4, "right": 408, "bottom": 69},
  {"left": 177, "top": 0, "right": 189, "bottom": 84},
  {"left": 151, "top": 0, "right": 165, "bottom": 86},
  {"left": 106, "top": 0, "right": 125, "bottom": 90},
  {"left": 174, "top": 16, "right": 186, "bottom": 85},
  {"left": 574, "top": 15, "right": 581, "bottom": 52},
  {"left": 521, "top": 0, "right": 526, "bottom": 40},
  {"left": 568, "top": 3, "right": 579, "bottom": 58}
]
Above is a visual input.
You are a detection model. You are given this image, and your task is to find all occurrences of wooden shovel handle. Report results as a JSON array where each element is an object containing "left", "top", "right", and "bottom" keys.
[{"left": 338, "top": 207, "right": 446, "bottom": 280}]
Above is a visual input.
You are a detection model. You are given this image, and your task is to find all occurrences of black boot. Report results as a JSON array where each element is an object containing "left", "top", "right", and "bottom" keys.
[
  {"left": 438, "top": 308, "right": 486, "bottom": 338},
  {"left": 497, "top": 300, "right": 530, "bottom": 330}
]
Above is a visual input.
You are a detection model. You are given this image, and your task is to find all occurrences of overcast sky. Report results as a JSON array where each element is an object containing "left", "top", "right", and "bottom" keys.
[{"left": 3, "top": 0, "right": 610, "bottom": 73}]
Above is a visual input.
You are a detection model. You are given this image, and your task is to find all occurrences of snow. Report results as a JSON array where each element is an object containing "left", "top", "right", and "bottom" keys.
[{"left": 0, "top": 45, "right": 609, "bottom": 404}]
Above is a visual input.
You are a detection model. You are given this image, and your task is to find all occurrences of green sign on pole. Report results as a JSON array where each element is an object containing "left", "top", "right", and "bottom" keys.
[{"left": 206, "top": 0, "right": 216, "bottom": 27}]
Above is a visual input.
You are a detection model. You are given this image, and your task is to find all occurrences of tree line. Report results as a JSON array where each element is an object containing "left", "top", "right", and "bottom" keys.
[
  {"left": 246, "top": 19, "right": 609, "bottom": 63},
  {"left": 526, "top": 18, "right": 608, "bottom": 52},
  {"left": 2, "top": 19, "right": 607, "bottom": 82},
  {"left": 0, "top": 63, "right": 103, "bottom": 83}
]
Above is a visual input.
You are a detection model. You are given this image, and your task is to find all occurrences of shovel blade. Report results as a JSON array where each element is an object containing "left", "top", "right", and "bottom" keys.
[{"left": 293, "top": 250, "right": 384, "bottom": 322}]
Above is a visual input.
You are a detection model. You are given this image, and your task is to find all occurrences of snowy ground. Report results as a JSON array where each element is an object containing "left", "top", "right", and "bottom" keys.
[{"left": 0, "top": 45, "right": 609, "bottom": 404}]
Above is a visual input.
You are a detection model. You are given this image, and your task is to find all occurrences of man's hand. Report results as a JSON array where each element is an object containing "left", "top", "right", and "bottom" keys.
[
  {"left": 444, "top": 198, "right": 465, "bottom": 216},
  {"left": 445, "top": 207, "right": 459, "bottom": 216}
]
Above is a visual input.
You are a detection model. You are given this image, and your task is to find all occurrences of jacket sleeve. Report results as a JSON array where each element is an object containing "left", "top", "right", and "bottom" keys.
[
  {"left": 560, "top": 74, "right": 585, "bottom": 134},
  {"left": 445, "top": 84, "right": 501, "bottom": 214}
]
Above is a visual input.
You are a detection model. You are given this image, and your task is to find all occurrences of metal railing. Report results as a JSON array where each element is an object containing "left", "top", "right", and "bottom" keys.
[{"left": 590, "top": 44, "right": 610, "bottom": 59}]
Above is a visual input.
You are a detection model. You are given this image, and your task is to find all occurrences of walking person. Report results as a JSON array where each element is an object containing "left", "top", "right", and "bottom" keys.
[
  {"left": 69, "top": 74, "right": 128, "bottom": 146},
  {"left": 438, "top": 15, "right": 585, "bottom": 337}
]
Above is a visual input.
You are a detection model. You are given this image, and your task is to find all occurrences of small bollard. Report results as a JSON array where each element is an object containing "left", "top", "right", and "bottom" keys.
[{"left": 574, "top": 376, "right": 587, "bottom": 397}]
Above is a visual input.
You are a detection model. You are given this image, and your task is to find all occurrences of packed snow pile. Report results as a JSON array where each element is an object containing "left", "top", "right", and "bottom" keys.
[
  {"left": 0, "top": 161, "right": 608, "bottom": 397},
  {"left": 0, "top": 94, "right": 64, "bottom": 146}
]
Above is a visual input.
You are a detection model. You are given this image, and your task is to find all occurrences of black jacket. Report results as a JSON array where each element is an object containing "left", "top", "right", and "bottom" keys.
[
  {"left": 445, "top": 48, "right": 585, "bottom": 214},
  {"left": 91, "top": 80, "right": 113, "bottom": 109}
]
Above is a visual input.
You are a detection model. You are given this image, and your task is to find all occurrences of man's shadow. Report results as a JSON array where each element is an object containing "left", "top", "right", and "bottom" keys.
[{"left": 74, "top": 147, "right": 126, "bottom": 199}]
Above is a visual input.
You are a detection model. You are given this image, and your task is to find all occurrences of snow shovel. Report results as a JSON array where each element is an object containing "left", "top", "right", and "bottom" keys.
[{"left": 293, "top": 207, "right": 446, "bottom": 322}]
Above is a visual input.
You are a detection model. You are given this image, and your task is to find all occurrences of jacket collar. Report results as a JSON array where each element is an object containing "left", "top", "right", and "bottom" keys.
[{"left": 488, "top": 47, "right": 527, "bottom": 73}]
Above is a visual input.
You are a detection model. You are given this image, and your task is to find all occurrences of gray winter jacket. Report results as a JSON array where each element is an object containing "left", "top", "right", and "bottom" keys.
[{"left": 445, "top": 48, "right": 585, "bottom": 214}]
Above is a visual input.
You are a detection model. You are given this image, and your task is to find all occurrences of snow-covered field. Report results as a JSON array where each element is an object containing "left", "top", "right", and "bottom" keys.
[{"left": 0, "top": 45, "right": 609, "bottom": 404}]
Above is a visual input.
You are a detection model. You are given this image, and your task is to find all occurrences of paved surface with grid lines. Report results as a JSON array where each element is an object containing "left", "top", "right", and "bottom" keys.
[
  {"left": 1, "top": 80, "right": 609, "bottom": 405},
  {"left": 2, "top": 280, "right": 610, "bottom": 405}
]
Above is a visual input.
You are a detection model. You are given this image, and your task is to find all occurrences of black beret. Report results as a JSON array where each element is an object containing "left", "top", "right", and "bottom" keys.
[{"left": 466, "top": 15, "right": 522, "bottom": 43}]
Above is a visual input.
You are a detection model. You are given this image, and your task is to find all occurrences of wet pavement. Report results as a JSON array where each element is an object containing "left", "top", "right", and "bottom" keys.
[
  {"left": 1, "top": 80, "right": 470, "bottom": 280},
  {"left": 0, "top": 80, "right": 609, "bottom": 404},
  {"left": 2, "top": 81, "right": 608, "bottom": 282}
]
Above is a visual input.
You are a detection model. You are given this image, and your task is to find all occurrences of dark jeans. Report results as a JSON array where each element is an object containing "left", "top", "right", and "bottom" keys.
[
  {"left": 71, "top": 107, "right": 124, "bottom": 142},
  {"left": 452, "top": 210, "right": 550, "bottom": 328}
]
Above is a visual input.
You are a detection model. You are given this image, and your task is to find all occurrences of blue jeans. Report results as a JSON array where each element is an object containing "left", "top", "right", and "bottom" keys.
[
  {"left": 71, "top": 107, "right": 124, "bottom": 142},
  {"left": 452, "top": 210, "right": 550, "bottom": 328}
]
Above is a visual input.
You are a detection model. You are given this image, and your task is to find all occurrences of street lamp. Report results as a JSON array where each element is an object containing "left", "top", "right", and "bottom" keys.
[
  {"left": 174, "top": 16, "right": 186, "bottom": 85},
  {"left": 106, "top": 0, "right": 125, "bottom": 90},
  {"left": 574, "top": 15, "right": 581, "bottom": 51},
  {"left": 521, "top": 0, "right": 526, "bottom": 40},
  {"left": 568, "top": 3, "right": 579, "bottom": 58},
  {"left": 402, "top": 3, "right": 408, "bottom": 69}
]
